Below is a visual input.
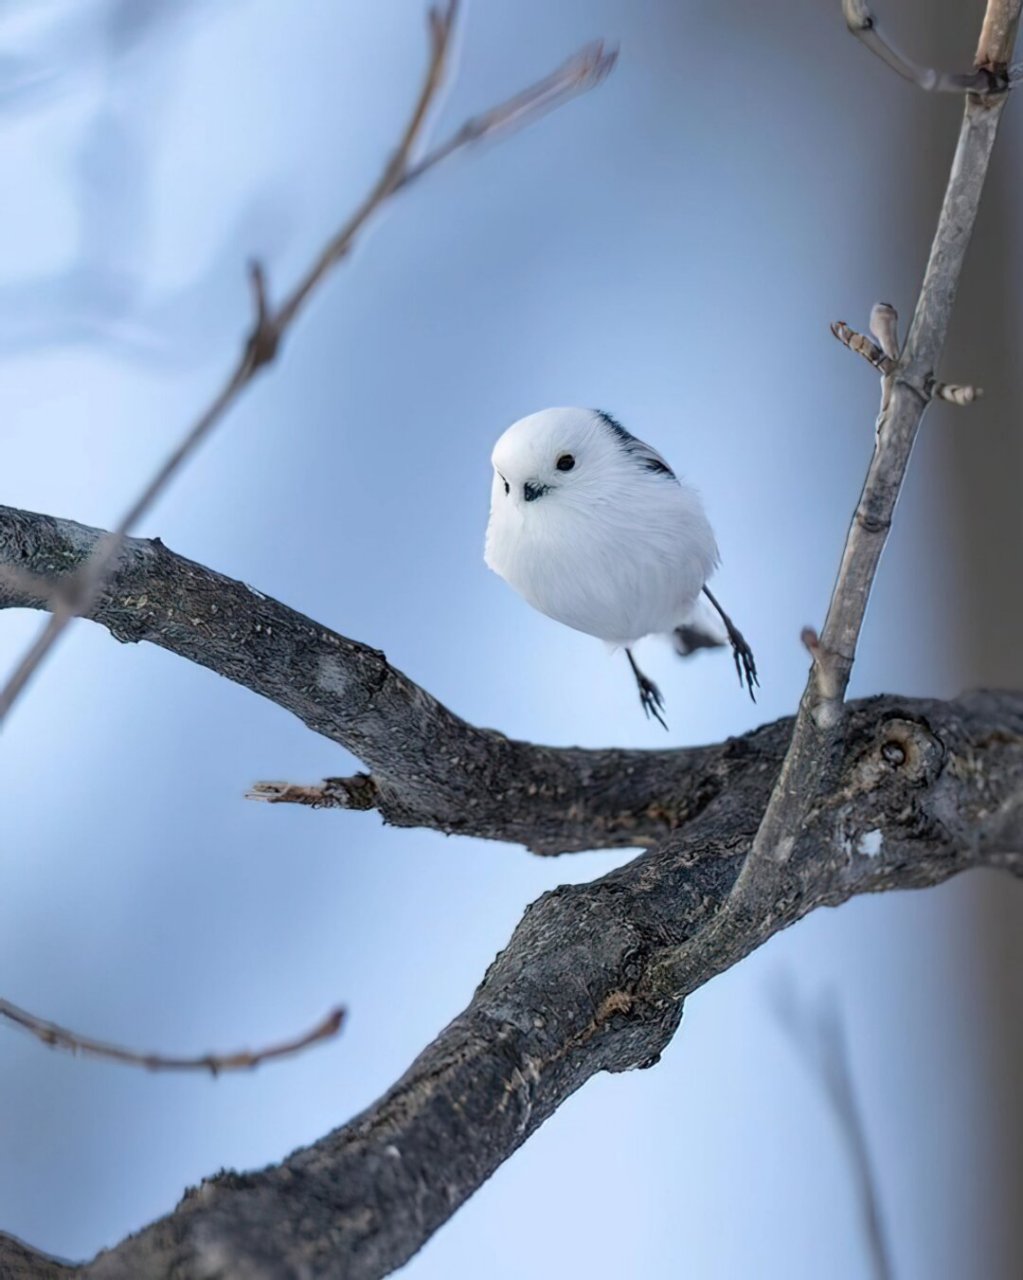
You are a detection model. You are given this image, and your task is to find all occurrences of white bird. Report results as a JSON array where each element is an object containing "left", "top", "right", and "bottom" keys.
[{"left": 484, "top": 407, "right": 757, "bottom": 727}]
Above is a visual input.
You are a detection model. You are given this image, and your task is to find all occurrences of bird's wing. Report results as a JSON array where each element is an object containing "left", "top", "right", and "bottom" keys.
[{"left": 593, "top": 409, "right": 678, "bottom": 480}]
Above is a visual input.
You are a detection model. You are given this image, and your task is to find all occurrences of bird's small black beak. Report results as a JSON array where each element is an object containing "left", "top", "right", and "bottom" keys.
[{"left": 523, "top": 480, "right": 551, "bottom": 503}]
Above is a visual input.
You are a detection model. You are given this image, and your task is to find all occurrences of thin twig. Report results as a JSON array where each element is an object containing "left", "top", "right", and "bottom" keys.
[
  {"left": 977, "top": 0, "right": 1023, "bottom": 72},
  {"left": 0, "top": 5, "right": 615, "bottom": 726},
  {"left": 0, "top": 996, "right": 344, "bottom": 1075},
  {"left": 397, "top": 39, "right": 616, "bottom": 188},
  {"left": 736, "top": 3, "right": 1019, "bottom": 884},
  {"left": 247, "top": 774, "right": 379, "bottom": 810},
  {"left": 643, "top": 1, "right": 1022, "bottom": 1000},
  {"left": 869, "top": 302, "right": 900, "bottom": 411},
  {"left": 772, "top": 981, "right": 893, "bottom": 1280},
  {"left": 831, "top": 318, "right": 982, "bottom": 404},
  {"left": 868, "top": 302, "right": 900, "bottom": 360},
  {"left": 932, "top": 381, "right": 982, "bottom": 404},
  {"left": 842, "top": 0, "right": 1008, "bottom": 94},
  {"left": 831, "top": 320, "right": 896, "bottom": 376},
  {"left": 731, "top": 2, "right": 1019, "bottom": 890}
]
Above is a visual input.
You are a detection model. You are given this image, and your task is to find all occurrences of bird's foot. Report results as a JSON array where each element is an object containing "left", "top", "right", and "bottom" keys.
[
  {"left": 636, "top": 670, "right": 668, "bottom": 729},
  {"left": 701, "top": 587, "right": 759, "bottom": 703},
  {"left": 725, "top": 624, "right": 759, "bottom": 702},
  {"left": 626, "top": 647, "right": 669, "bottom": 729}
]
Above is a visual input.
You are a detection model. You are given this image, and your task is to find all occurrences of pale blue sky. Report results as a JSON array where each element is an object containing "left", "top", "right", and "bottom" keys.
[{"left": 0, "top": 2, "right": 1014, "bottom": 1276}]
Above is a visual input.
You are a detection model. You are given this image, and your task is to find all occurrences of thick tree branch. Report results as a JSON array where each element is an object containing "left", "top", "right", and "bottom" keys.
[
  {"left": 3, "top": 691, "right": 1022, "bottom": 1278},
  {"left": 0, "top": 504, "right": 788, "bottom": 856},
  {"left": 0, "top": 1234, "right": 73, "bottom": 1280}
]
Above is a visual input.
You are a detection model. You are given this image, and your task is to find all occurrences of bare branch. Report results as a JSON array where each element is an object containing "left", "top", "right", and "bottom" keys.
[
  {"left": 764, "top": 0, "right": 1018, "bottom": 835},
  {"left": 797, "top": 624, "right": 844, "bottom": 706},
  {"left": 977, "top": 0, "right": 1023, "bottom": 71},
  {"left": 932, "top": 380, "right": 983, "bottom": 405},
  {"left": 0, "top": 997, "right": 344, "bottom": 1076},
  {"left": 632, "top": 0, "right": 1023, "bottom": 1002},
  {"left": 266, "top": 0, "right": 459, "bottom": 334},
  {"left": 841, "top": 0, "right": 1009, "bottom": 94},
  {"left": 0, "top": 504, "right": 769, "bottom": 856},
  {"left": 5, "top": 691, "right": 1022, "bottom": 1277},
  {"left": 831, "top": 320, "right": 896, "bottom": 376},
  {"left": 832, "top": 317, "right": 982, "bottom": 404},
  {"left": 868, "top": 301, "right": 900, "bottom": 359},
  {"left": 3, "top": 520, "right": 1021, "bottom": 1278},
  {"left": 0, "top": 6, "right": 615, "bottom": 727},
  {"left": 397, "top": 39, "right": 617, "bottom": 188}
]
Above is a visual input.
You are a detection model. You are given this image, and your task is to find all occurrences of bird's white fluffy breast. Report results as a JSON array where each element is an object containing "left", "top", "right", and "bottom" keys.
[{"left": 485, "top": 412, "right": 719, "bottom": 646}]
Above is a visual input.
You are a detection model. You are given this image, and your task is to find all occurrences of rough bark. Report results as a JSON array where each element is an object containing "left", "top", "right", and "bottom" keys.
[
  {"left": 3, "top": 506, "right": 1023, "bottom": 1276},
  {"left": 1, "top": 4, "right": 1019, "bottom": 1276},
  {"left": 1, "top": 675, "right": 1020, "bottom": 1277},
  {"left": 0, "top": 1233, "right": 74, "bottom": 1280},
  {"left": 678, "top": 0, "right": 1022, "bottom": 1011},
  {"left": 0, "top": 504, "right": 785, "bottom": 856}
]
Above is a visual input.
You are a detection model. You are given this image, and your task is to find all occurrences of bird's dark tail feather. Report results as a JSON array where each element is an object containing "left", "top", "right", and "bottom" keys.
[{"left": 672, "top": 624, "right": 727, "bottom": 657}]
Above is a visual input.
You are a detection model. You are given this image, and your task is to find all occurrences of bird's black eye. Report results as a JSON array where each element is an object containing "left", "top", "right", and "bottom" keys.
[
  {"left": 556, "top": 453, "right": 575, "bottom": 472},
  {"left": 499, "top": 472, "right": 510, "bottom": 495}
]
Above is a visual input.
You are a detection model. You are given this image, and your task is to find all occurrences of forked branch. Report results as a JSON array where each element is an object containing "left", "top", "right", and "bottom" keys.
[
  {"left": 626, "top": 0, "right": 1023, "bottom": 1002},
  {"left": 0, "top": 4, "right": 615, "bottom": 726},
  {"left": 842, "top": 0, "right": 1011, "bottom": 92},
  {"left": 831, "top": 318, "right": 982, "bottom": 404},
  {"left": 722, "top": 0, "right": 1022, "bottom": 912},
  {"left": 4, "top": 690, "right": 1023, "bottom": 1277}
]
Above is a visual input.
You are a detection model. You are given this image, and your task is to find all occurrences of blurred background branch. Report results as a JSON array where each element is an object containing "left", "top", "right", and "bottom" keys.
[
  {"left": 0, "top": 0, "right": 279, "bottom": 364},
  {"left": 772, "top": 979, "right": 893, "bottom": 1280},
  {"left": 0, "top": 996, "right": 344, "bottom": 1075}
]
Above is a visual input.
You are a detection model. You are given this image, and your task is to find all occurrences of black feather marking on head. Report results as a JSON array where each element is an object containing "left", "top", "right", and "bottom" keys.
[{"left": 593, "top": 410, "right": 677, "bottom": 480}]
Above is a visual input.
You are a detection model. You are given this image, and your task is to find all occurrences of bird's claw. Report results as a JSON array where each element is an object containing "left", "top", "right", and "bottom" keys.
[
  {"left": 700, "top": 588, "right": 759, "bottom": 705},
  {"left": 636, "top": 672, "right": 668, "bottom": 730},
  {"left": 727, "top": 628, "right": 759, "bottom": 703}
]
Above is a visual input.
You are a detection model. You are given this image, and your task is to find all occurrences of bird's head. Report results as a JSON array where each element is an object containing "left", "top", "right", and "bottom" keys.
[{"left": 491, "top": 407, "right": 665, "bottom": 516}]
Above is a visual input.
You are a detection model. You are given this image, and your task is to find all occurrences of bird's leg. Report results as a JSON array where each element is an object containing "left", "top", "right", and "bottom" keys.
[
  {"left": 625, "top": 648, "right": 668, "bottom": 730},
  {"left": 702, "top": 586, "right": 759, "bottom": 702}
]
